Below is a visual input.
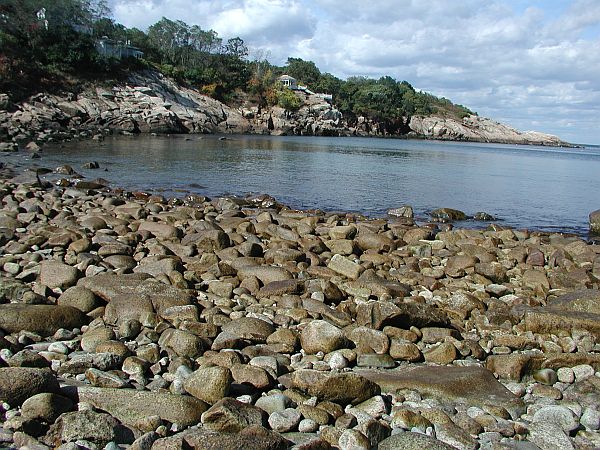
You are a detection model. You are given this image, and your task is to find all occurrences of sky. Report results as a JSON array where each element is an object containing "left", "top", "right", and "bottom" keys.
[{"left": 108, "top": 0, "right": 600, "bottom": 145}]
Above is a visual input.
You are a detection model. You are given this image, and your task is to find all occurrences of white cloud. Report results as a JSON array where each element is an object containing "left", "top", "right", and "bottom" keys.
[{"left": 109, "top": 0, "right": 600, "bottom": 144}]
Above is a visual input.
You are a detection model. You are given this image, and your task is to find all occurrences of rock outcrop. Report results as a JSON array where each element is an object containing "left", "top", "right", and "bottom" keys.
[
  {"left": 409, "top": 114, "right": 567, "bottom": 146},
  {"left": 0, "top": 69, "right": 572, "bottom": 147}
]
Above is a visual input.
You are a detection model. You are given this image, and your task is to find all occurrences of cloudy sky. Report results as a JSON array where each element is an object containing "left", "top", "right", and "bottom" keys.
[{"left": 108, "top": 0, "right": 600, "bottom": 144}]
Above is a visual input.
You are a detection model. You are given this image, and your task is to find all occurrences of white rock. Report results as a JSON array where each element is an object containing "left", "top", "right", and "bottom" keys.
[
  {"left": 47, "top": 342, "right": 69, "bottom": 354},
  {"left": 338, "top": 429, "right": 370, "bottom": 450},
  {"left": 556, "top": 367, "right": 575, "bottom": 384},
  {"left": 298, "top": 418, "right": 319, "bottom": 433},
  {"left": 572, "top": 364, "right": 594, "bottom": 381},
  {"left": 581, "top": 407, "right": 600, "bottom": 431},
  {"left": 532, "top": 405, "right": 579, "bottom": 432},
  {"left": 268, "top": 408, "right": 301, "bottom": 432},
  {"left": 528, "top": 422, "right": 574, "bottom": 450},
  {"left": 329, "top": 352, "right": 349, "bottom": 370}
]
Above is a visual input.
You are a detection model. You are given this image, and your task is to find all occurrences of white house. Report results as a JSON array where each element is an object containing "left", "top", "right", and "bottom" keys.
[
  {"left": 96, "top": 37, "right": 144, "bottom": 60},
  {"left": 277, "top": 75, "right": 298, "bottom": 89}
]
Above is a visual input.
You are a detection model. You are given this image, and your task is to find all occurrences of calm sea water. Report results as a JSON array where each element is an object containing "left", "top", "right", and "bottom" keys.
[{"left": 15, "top": 134, "right": 600, "bottom": 235}]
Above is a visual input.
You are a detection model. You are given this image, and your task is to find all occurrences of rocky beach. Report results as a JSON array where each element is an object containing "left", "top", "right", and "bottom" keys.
[{"left": 0, "top": 161, "right": 599, "bottom": 449}]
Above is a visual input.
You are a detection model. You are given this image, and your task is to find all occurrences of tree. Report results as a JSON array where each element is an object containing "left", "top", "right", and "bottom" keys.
[
  {"left": 223, "top": 37, "right": 248, "bottom": 59},
  {"left": 284, "top": 57, "right": 321, "bottom": 87},
  {"left": 0, "top": 0, "right": 110, "bottom": 69}
]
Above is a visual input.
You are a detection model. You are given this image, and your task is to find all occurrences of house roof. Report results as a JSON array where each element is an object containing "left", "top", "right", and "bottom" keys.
[{"left": 277, "top": 75, "right": 297, "bottom": 81}]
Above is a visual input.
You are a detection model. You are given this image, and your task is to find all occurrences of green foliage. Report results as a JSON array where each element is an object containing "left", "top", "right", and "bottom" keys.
[
  {"left": 0, "top": 1, "right": 475, "bottom": 119},
  {"left": 284, "top": 57, "right": 321, "bottom": 88},
  {"left": 276, "top": 87, "right": 302, "bottom": 111}
]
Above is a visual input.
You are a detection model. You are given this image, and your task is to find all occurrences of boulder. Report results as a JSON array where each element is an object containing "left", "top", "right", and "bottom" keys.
[
  {"left": 590, "top": 209, "right": 600, "bottom": 234},
  {"left": 379, "top": 432, "right": 456, "bottom": 450},
  {"left": 21, "top": 393, "right": 74, "bottom": 422},
  {"left": 387, "top": 205, "right": 414, "bottom": 218},
  {"left": 358, "top": 366, "right": 525, "bottom": 419},
  {"left": 138, "top": 221, "right": 182, "bottom": 239},
  {"left": 57, "top": 286, "right": 101, "bottom": 313},
  {"left": 430, "top": 208, "right": 467, "bottom": 222},
  {"left": 328, "top": 254, "right": 364, "bottom": 280},
  {"left": 0, "top": 304, "right": 88, "bottom": 336},
  {"left": 284, "top": 370, "right": 381, "bottom": 405},
  {"left": 221, "top": 317, "right": 275, "bottom": 343},
  {"left": 524, "top": 308, "right": 600, "bottom": 338},
  {"left": 39, "top": 260, "right": 79, "bottom": 289},
  {"left": 152, "top": 426, "right": 289, "bottom": 450},
  {"left": 47, "top": 409, "right": 131, "bottom": 447},
  {"left": 236, "top": 266, "right": 293, "bottom": 285},
  {"left": 0, "top": 367, "right": 60, "bottom": 406},
  {"left": 355, "top": 300, "right": 450, "bottom": 330},
  {"left": 300, "top": 320, "right": 347, "bottom": 354},
  {"left": 76, "top": 386, "right": 208, "bottom": 427},
  {"left": 184, "top": 366, "right": 232, "bottom": 404},
  {"left": 201, "top": 398, "right": 267, "bottom": 432}
]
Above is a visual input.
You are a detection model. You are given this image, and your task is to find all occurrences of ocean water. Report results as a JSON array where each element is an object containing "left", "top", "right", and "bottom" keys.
[{"left": 15, "top": 134, "right": 600, "bottom": 235}]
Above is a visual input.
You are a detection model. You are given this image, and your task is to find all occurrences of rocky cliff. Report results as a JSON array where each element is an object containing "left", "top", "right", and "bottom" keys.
[
  {"left": 0, "top": 70, "right": 570, "bottom": 148},
  {"left": 409, "top": 115, "right": 567, "bottom": 146}
]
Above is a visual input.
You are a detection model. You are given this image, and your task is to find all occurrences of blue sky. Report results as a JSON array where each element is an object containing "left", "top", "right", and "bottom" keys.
[{"left": 109, "top": 0, "right": 600, "bottom": 144}]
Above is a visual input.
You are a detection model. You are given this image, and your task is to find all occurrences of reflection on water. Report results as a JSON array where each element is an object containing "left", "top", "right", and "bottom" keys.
[{"left": 24, "top": 134, "right": 600, "bottom": 235}]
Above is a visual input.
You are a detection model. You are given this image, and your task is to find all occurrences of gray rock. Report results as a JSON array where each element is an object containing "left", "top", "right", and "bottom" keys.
[
  {"left": 581, "top": 407, "right": 600, "bottom": 431},
  {"left": 378, "top": 431, "right": 456, "bottom": 450},
  {"left": 268, "top": 408, "right": 301, "bottom": 432},
  {"left": 327, "top": 254, "right": 364, "bottom": 279},
  {"left": 532, "top": 405, "right": 580, "bottom": 432},
  {"left": 255, "top": 394, "right": 293, "bottom": 415},
  {"left": 48, "top": 409, "right": 131, "bottom": 446},
  {"left": 387, "top": 205, "right": 414, "bottom": 218},
  {"left": 39, "top": 260, "right": 79, "bottom": 289},
  {"left": 528, "top": 422, "right": 574, "bottom": 450},
  {"left": 338, "top": 428, "right": 370, "bottom": 450}
]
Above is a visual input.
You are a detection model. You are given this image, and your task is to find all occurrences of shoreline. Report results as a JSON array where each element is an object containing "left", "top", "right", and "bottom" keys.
[
  {"left": 0, "top": 70, "right": 574, "bottom": 151},
  {"left": 3, "top": 137, "right": 596, "bottom": 239},
  {"left": 1, "top": 174, "right": 599, "bottom": 448}
]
